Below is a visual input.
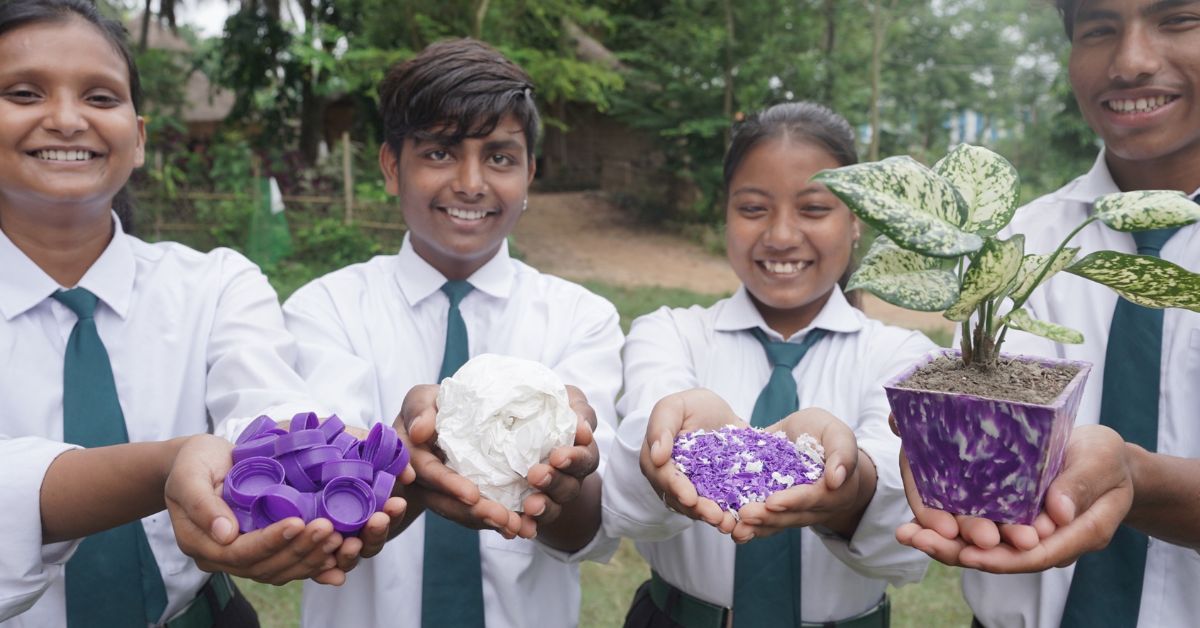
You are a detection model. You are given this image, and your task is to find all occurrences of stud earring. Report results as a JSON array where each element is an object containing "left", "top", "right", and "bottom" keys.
[{"left": 522, "top": 198, "right": 529, "bottom": 212}]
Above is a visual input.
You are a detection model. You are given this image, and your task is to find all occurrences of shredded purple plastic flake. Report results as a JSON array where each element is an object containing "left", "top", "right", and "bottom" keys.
[{"left": 673, "top": 425, "right": 824, "bottom": 514}]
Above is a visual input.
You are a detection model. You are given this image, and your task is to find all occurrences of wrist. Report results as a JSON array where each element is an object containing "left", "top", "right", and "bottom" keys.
[{"left": 1124, "top": 441, "right": 1149, "bottom": 518}]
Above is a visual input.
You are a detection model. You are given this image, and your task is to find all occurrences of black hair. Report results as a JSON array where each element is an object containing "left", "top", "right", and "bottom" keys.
[
  {"left": 1055, "top": 0, "right": 1078, "bottom": 39},
  {"left": 0, "top": 0, "right": 142, "bottom": 233},
  {"left": 723, "top": 101, "right": 862, "bottom": 306},
  {"left": 723, "top": 101, "right": 858, "bottom": 192},
  {"left": 378, "top": 38, "right": 540, "bottom": 165}
]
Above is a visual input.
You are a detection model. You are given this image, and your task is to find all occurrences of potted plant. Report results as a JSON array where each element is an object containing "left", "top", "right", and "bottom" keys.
[{"left": 813, "top": 144, "right": 1200, "bottom": 524}]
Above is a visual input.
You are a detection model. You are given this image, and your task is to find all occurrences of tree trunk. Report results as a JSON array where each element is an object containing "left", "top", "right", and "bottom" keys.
[
  {"left": 297, "top": 0, "right": 323, "bottom": 166},
  {"left": 820, "top": 0, "right": 837, "bottom": 104},
  {"left": 139, "top": 0, "right": 152, "bottom": 51},
  {"left": 473, "top": 0, "right": 491, "bottom": 39},
  {"left": 722, "top": 0, "right": 736, "bottom": 147}
]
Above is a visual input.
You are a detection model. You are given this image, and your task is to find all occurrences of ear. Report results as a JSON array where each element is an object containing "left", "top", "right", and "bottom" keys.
[
  {"left": 379, "top": 143, "right": 401, "bottom": 195},
  {"left": 526, "top": 153, "right": 537, "bottom": 186},
  {"left": 133, "top": 116, "right": 146, "bottom": 168}
]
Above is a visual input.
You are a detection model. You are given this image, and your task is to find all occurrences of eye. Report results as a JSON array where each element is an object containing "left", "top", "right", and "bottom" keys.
[
  {"left": 86, "top": 92, "right": 122, "bottom": 108},
  {"left": 2, "top": 87, "right": 41, "bottom": 103},
  {"left": 1162, "top": 13, "right": 1200, "bottom": 29},
  {"left": 737, "top": 204, "right": 768, "bottom": 217},
  {"left": 1077, "top": 24, "right": 1115, "bottom": 40},
  {"left": 488, "top": 153, "right": 515, "bottom": 166},
  {"left": 425, "top": 149, "right": 450, "bottom": 162},
  {"left": 800, "top": 204, "right": 834, "bottom": 216}
]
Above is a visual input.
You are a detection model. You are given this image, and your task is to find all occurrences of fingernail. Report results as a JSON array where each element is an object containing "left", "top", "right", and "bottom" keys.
[
  {"left": 324, "top": 557, "right": 336, "bottom": 569},
  {"left": 282, "top": 524, "right": 300, "bottom": 540},
  {"left": 531, "top": 504, "right": 547, "bottom": 517},
  {"left": 650, "top": 440, "right": 661, "bottom": 459},
  {"left": 211, "top": 517, "right": 234, "bottom": 541},
  {"left": 483, "top": 518, "right": 499, "bottom": 529},
  {"left": 324, "top": 537, "right": 341, "bottom": 552},
  {"left": 553, "top": 458, "right": 570, "bottom": 470},
  {"left": 535, "top": 475, "right": 551, "bottom": 489}
]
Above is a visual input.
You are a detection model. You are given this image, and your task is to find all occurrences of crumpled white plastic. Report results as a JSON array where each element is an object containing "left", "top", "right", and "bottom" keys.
[{"left": 435, "top": 354, "right": 578, "bottom": 511}]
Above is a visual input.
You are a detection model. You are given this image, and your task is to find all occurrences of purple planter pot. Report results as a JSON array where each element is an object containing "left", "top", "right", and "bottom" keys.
[{"left": 885, "top": 348, "right": 1092, "bottom": 525}]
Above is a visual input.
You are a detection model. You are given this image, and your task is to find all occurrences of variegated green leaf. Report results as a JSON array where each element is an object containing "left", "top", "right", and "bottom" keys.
[
  {"left": 1004, "top": 308, "right": 1084, "bottom": 344},
  {"left": 944, "top": 235, "right": 1025, "bottom": 321},
  {"left": 933, "top": 144, "right": 1019, "bottom": 237},
  {"left": 1094, "top": 190, "right": 1200, "bottom": 232},
  {"left": 1005, "top": 247, "right": 1081, "bottom": 304},
  {"left": 1066, "top": 251, "right": 1200, "bottom": 311},
  {"left": 847, "top": 237, "right": 960, "bottom": 311},
  {"left": 815, "top": 158, "right": 982, "bottom": 258}
]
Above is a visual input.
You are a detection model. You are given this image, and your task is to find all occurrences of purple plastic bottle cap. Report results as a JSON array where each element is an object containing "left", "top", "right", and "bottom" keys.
[
  {"left": 236, "top": 416, "right": 277, "bottom": 445},
  {"left": 362, "top": 423, "right": 401, "bottom": 473},
  {"left": 273, "top": 429, "right": 325, "bottom": 456},
  {"left": 319, "top": 477, "right": 376, "bottom": 534},
  {"left": 277, "top": 452, "right": 319, "bottom": 492},
  {"left": 223, "top": 457, "right": 286, "bottom": 510},
  {"left": 231, "top": 506, "right": 255, "bottom": 534},
  {"left": 289, "top": 411, "right": 320, "bottom": 433},
  {"left": 320, "top": 458, "right": 374, "bottom": 485},
  {"left": 318, "top": 415, "right": 346, "bottom": 443},
  {"left": 358, "top": 423, "right": 382, "bottom": 467},
  {"left": 231, "top": 432, "right": 281, "bottom": 464},
  {"left": 330, "top": 431, "right": 358, "bottom": 456},
  {"left": 371, "top": 471, "right": 396, "bottom": 512},
  {"left": 295, "top": 445, "right": 341, "bottom": 478},
  {"left": 383, "top": 440, "right": 411, "bottom": 477},
  {"left": 250, "top": 484, "right": 312, "bottom": 529}
]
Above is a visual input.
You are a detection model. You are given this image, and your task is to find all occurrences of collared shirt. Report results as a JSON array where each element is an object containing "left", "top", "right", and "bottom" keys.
[
  {"left": 285, "top": 234, "right": 625, "bottom": 628},
  {"left": 601, "top": 286, "right": 934, "bottom": 622},
  {"left": 963, "top": 152, "right": 1200, "bottom": 628},
  {"left": 0, "top": 216, "right": 314, "bottom": 627}
]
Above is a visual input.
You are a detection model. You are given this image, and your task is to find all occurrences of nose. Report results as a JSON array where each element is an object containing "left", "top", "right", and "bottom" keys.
[
  {"left": 42, "top": 94, "right": 89, "bottom": 137},
  {"left": 451, "top": 158, "right": 487, "bottom": 200},
  {"left": 1110, "top": 23, "right": 1162, "bottom": 84},
  {"left": 761, "top": 207, "right": 805, "bottom": 251}
]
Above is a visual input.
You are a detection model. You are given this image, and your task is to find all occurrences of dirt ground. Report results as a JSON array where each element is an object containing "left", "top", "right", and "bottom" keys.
[{"left": 516, "top": 191, "right": 954, "bottom": 334}]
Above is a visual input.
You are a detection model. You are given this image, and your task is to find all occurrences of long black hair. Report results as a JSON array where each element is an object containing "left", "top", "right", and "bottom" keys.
[
  {"left": 0, "top": 0, "right": 143, "bottom": 233},
  {"left": 723, "top": 101, "right": 862, "bottom": 305}
]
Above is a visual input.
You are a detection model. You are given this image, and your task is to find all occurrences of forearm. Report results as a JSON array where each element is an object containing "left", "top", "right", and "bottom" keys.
[
  {"left": 537, "top": 473, "right": 602, "bottom": 552},
  {"left": 1125, "top": 444, "right": 1200, "bottom": 549},
  {"left": 41, "top": 437, "right": 189, "bottom": 543}
]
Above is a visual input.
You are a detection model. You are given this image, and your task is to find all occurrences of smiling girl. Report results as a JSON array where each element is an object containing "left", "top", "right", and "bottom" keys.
[
  {"left": 602, "top": 102, "right": 935, "bottom": 628},
  {"left": 0, "top": 1, "right": 385, "bottom": 625}
]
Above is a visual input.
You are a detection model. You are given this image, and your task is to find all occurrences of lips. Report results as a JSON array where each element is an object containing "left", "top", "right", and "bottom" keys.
[
  {"left": 1103, "top": 94, "right": 1178, "bottom": 114},
  {"left": 436, "top": 205, "right": 499, "bottom": 222},
  {"left": 28, "top": 149, "right": 100, "bottom": 162}
]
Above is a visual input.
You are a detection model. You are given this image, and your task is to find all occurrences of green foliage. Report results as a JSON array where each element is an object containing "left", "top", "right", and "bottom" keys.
[
  {"left": 294, "top": 218, "right": 383, "bottom": 270},
  {"left": 820, "top": 144, "right": 1200, "bottom": 366}
]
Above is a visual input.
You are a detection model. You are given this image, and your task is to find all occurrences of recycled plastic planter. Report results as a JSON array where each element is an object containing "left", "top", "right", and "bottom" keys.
[{"left": 885, "top": 348, "right": 1092, "bottom": 525}]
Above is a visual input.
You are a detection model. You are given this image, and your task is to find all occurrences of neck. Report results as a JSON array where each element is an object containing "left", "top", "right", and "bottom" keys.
[
  {"left": 411, "top": 238, "right": 499, "bottom": 281},
  {"left": 0, "top": 208, "right": 114, "bottom": 287},
  {"left": 1106, "top": 148, "right": 1200, "bottom": 195},
  {"left": 752, "top": 289, "right": 832, "bottom": 340}
]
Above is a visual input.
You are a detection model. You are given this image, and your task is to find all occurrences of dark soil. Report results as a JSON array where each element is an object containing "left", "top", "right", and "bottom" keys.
[{"left": 897, "top": 354, "right": 1081, "bottom": 405}]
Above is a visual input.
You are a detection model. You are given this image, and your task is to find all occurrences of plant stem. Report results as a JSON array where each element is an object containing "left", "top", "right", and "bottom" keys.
[{"left": 1009, "top": 215, "right": 1097, "bottom": 314}]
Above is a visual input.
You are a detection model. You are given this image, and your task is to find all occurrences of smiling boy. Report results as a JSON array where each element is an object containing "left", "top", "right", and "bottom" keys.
[
  {"left": 282, "top": 39, "right": 623, "bottom": 628},
  {"left": 896, "top": 1, "right": 1200, "bottom": 626}
]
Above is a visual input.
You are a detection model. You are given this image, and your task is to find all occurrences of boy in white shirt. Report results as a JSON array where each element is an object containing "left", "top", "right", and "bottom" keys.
[
  {"left": 896, "top": 1, "right": 1200, "bottom": 626},
  {"left": 285, "top": 38, "right": 623, "bottom": 628}
]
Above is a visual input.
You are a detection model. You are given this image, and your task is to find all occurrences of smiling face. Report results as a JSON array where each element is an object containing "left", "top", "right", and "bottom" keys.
[
  {"left": 0, "top": 17, "right": 145, "bottom": 226},
  {"left": 725, "top": 138, "right": 859, "bottom": 338},
  {"left": 380, "top": 114, "right": 534, "bottom": 279},
  {"left": 1067, "top": 0, "right": 1200, "bottom": 179}
]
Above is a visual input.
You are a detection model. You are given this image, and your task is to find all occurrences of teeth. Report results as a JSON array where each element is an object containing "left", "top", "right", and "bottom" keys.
[
  {"left": 445, "top": 207, "right": 489, "bottom": 220},
  {"left": 762, "top": 260, "right": 809, "bottom": 274},
  {"left": 35, "top": 149, "right": 94, "bottom": 161},
  {"left": 1106, "top": 95, "right": 1170, "bottom": 114}
]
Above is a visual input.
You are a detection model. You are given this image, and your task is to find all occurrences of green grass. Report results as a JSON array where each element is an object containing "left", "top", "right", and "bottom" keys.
[{"left": 237, "top": 275, "right": 971, "bottom": 626}]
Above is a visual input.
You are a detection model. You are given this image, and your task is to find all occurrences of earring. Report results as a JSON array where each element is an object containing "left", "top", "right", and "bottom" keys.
[{"left": 522, "top": 198, "right": 529, "bottom": 212}]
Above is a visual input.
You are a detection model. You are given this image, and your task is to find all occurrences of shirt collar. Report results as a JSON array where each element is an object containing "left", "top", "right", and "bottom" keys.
[
  {"left": 0, "top": 211, "right": 134, "bottom": 321},
  {"left": 714, "top": 284, "right": 864, "bottom": 341},
  {"left": 1064, "top": 149, "right": 1200, "bottom": 204},
  {"left": 393, "top": 232, "right": 515, "bottom": 306}
]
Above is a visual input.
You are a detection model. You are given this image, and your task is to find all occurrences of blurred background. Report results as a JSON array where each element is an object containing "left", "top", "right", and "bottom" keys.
[{"left": 97, "top": 0, "right": 1092, "bottom": 624}]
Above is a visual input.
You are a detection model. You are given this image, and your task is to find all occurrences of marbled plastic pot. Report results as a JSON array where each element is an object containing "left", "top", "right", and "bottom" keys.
[{"left": 885, "top": 348, "right": 1092, "bottom": 525}]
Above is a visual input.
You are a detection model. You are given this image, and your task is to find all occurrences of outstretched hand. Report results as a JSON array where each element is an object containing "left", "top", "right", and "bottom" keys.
[
  {"left": 640, "top": 388, "right": 745, "bottom": 534},
  {"left": 732, "top": 408, "right": 875, "bottom": 543},
  {"left": 895, "top": 423, "right": 1133, "bottom": 573}
]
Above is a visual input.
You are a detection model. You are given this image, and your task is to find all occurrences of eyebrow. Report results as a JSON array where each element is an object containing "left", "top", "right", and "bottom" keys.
[
  {"left": 1076, "top": 0, "right": 1200, "bottom": 23},
  {"left": 730, "top": 186, "right": 827, "bottom": 199},
  {"left": 483, "top": 138, "right": 525, "bottom": 153},
  {"left": 1, "top": 66, "right": 129, "bottom": 89}
]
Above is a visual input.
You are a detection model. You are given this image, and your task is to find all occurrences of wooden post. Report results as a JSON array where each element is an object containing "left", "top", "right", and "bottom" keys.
[{"left": 342, "top": 131, "right": 354, "bottom": 224}]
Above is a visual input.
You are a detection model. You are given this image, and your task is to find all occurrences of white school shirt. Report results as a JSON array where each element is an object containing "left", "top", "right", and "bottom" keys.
[
  {"left": 601, "top": 286, "right": 934, "bottom": 622},
  {"left": 962, "top": 152, "right": 1200, "bottom": 628},
  {"left": 0, "top": 216, "right": 315, "bottom": 626},
  {"left": 284, "top": 234, "right": 624, "bottom": 628}
]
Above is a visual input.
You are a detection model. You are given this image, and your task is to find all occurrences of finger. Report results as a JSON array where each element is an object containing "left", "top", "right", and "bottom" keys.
[
  {"left": 998, "top": 523, "right": 1041, "bottom": 551},
  {"left": 236, "top": 520, "right": 340, "bottom": 584},
  {"left": 412, "top": 449, "right": 480, "bottom": 507},
  {"left": 762, "top": 484, "right": 823, "bottom": 515},
  {"left": 888, "top": 413, "right": 900, "bottom": 437},
  {"left": 907, "top": 527, "right": 970, "bottom": 567},
  {"left": 957, "top": 515, "right": 1001, "bottom": 549},
  {"left": 645, "top": 396, "right": 687, "bottom": 467},
  {"left": 310, "top": 568, "right": 348, "bottom": 586},
  {"left": 358, "top": 508, "right": 398, "bottom": 560},
  {"left": 334, "top": 536, "right": 364, "bottom": 572},
  {"left": 174, "top": 476, "right": 242, "bottom": 546},
  {"left": 817, "top": 422, "right": 858, "bottom": 493},
  {"left": 571, "top": 415, "right": 596, "bottom": 449},
  {"left": 547, "top": 441, "right": 600, "bottom": 480},
  {"left": 566, "top": 385, "right": 599, "bottom": 431},
  {"left": 524, "top": 493, "right": 562, "bottom": 524}
]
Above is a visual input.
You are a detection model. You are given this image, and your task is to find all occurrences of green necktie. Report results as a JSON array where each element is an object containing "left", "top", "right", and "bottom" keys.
[
  {"left": 732, "top": 327, "right": 827, "bottom": 628},
  {"left": 421, "top": 280, "right": 485, "bottom": 627},
  {"left": 55, "top": 288, "right": 168, "bottom": 626},
  {"left": 1061, "top": 226, "right": 1181, "bottom": 628}
]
